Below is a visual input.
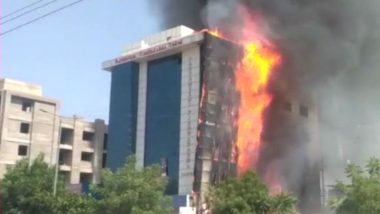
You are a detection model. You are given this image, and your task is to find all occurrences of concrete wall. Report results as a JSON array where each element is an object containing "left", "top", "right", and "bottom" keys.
[
  {"left": 179, "top": 45, "right": 200, "bottom": 195},
  {"left": 0, "top": 84, "right": 107, "bottom": 187},
  {"left": 0, "top": 90, "right": 59, "bottom": 178},
  {"left": 60, "top": 118, "right": 107, "bottom": 184},
  {"left": 136, "top": 62, "right": 147, "bottom": 169}
]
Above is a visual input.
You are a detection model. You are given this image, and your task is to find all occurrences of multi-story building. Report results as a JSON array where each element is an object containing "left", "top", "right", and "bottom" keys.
[
  {"left": 0, "top": 79, "right": 107, "bottom": 188},
  {"left": 103, "top": 26, "right": 321, "bottom": 213},
  {"left": 104, "top": 26, "right": 201, "bottom": 197}
]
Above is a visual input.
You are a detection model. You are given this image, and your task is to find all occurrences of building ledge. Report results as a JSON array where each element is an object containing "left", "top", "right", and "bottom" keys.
[
  {"left": 102, "top": 30, "right": 204, "bottom": 71},
  {"left": 59, "top": 144, "right": 73, "bottom": 150},
  {"left": 59, "top": 165, "right": 72, "bottom": 171}
]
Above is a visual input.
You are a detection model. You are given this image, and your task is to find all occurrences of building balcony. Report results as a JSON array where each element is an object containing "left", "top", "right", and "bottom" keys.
[
  {"left": 59, "top": 165, "right": 72, "bottom": 172},
  {"left": 80, "top": 161, "right": 93, "bottom": 173},
  {"left": 59, "top": 144, "right": 73, "bottom": 150}
]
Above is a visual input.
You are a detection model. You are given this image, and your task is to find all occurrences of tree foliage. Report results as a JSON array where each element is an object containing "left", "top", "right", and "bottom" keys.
[
  {"left": 1, "top": 154, "right": 92, "bottom": 214},
  {"left": 206, "top": 171, "right": 297, "bottom": 214},
  {"left": 91, "top": 156, "right": 172, "bottom": 214},
  {"left": 329, "top": 157, "right": 380, "bottom": 214},
  {"left": 2, "top": 155, "right": 173, "bottom": 213}
]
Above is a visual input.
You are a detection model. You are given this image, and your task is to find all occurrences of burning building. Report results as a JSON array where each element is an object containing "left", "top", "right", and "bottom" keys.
[
  {"left": 103, "top": 20, "right": 321, "bottom": 212},
  {"left": 141, "top": 0, "right": 380, "bottom": 213}
]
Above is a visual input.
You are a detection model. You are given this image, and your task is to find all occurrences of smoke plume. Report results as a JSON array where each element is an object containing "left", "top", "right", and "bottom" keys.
[
  {"left": 150, "top": 0, "right": 207, "bottom": 29},
  {"left": 150, "top": 0, "right": 380, "bottom": 212}
]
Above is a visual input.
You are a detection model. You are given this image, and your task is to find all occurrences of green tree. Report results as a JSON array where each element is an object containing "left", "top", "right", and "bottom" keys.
[
  {"left": 91, "top": 156, "right": 172, "bottom": 214},
  {"left": 329, "top": 157, "right": 380, "bottom": 214},
  {"left": 54, "top": 192, "right": 94, "bottom": 214},
  {"left": 1, "top": 154, "right": 93, "bottom": 214},
  {"left": 206, "top": 171, "right": 297, "bottom": 214}
]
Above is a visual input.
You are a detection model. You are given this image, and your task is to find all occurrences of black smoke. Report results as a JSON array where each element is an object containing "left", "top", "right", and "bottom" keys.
[
  {"left": 150, "top": 0, "right": 380, "bottom": 213},
  {"left": 149, "top": 0, "right": 207, "bottom": 29}
]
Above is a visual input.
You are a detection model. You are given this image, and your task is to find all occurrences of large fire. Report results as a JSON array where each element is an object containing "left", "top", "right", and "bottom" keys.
[
  {"left": 208, "top": 8, "right": 281, "bottom": 175},
  {"left": 236, "top": 42, "right": 280, "bottom": 173}
]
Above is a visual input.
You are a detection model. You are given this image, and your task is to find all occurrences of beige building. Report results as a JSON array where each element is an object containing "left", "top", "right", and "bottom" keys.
[{"left": 0, "top": 79, "right": 107, "bottom": 187}]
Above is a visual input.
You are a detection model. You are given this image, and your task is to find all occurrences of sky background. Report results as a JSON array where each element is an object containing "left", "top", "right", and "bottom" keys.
[{"left": 1, "top": 0, "right": 159, "bottom": 122}]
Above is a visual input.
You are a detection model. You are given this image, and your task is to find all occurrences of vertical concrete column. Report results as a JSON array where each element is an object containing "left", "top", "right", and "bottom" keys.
[
  {"left": 0, "top": 91, "right": 11, "bottom": 152},
  {"left": 70, "top": 117, "right": 82, "bottom": 184},
  {"left": 50, "top": 113, "right": 60, "bottom": 166},
  {"left": 31, "top": 102, "right": 58, "bottom": 164},
  {"left": 0, "top": 91, "right": 11, "bottom": 178},
  {"left": 136, "top": 62, "right": 147, "bottom": 169},
  {"left": 93, "top": 119, "right": 106, "bottom": 183},
  {"left": 179, "top": 45, "right": 201, "bottom": 195}
]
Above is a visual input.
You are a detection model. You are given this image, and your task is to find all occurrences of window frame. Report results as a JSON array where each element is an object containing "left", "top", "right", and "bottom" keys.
[{"left": 18, "top": 145, "right": 28, "bottom": 156}]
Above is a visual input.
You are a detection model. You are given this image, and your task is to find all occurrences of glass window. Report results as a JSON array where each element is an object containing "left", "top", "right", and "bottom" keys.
[
  {"left": 145, "top": 54, "right": 182, "bottom": 195},
  {"left": 18, "top": 145, "right": 28, "bottom": 156},
  {"left": 107, "top": 62, "right": 139, "bottom": 170}
]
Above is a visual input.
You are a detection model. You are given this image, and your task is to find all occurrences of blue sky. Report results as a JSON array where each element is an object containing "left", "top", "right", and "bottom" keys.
[{"left": 1, "top": 0, "right": 158, "bottom": 122}]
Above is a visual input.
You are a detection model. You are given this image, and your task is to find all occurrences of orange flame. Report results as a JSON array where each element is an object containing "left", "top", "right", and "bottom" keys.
[
  {"left": 236, "top": 41, "right": 281, "bottom": 174},
  {"left": 208, "top": 7, "right": 281, "bottom": 174},
  {"left": 207, "top": 7, "right": 282, "bottom": 190},
  {"left": 208, "top": 29, "right": 221, "bottom": 37}
]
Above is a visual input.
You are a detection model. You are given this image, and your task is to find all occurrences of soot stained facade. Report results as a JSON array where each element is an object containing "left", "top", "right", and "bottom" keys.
[
  {"left": 103, "top": 26, "right": 321, "bottom": 213},
  {"left": 104, "top": 26, "right": 241, "bottom": 199},
  {"left": 104, "top": 26, "right": 202, "bottom": 196}
]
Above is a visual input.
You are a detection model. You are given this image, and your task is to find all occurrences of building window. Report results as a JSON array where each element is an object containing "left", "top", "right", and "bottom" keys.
[
  {"left": 81, "top": 152, "right": 93, "bottom": 162},
  {"left": 103, "top": 133, "right": 108, "bottom": 150},
  {"left": 299, "top": 105, "right": 309, "bottom": 117},
  {"left": 80, "top": 173, "right": 93, "bottom": 184},
  {"left": 284, "top": 102, "right": 292, "bottom": 112},
  {"left": 59, "top": 150, "right": 72, "bottom": 165},
  {"left": 59, "top": 171, "right": 71, "bottom": 183},
  {"left": 18, "top": 145, "right": 28, "bottom": 156},
  {"left": 22, "top": 100, "right": 33, "bottom": 112},
  {"left": 102, "top": 153, "right": 107, "bottom": 168},
  {"left": 60, "top": 128, "right": 74, "bottom": 145},
  {"left": 20, "top": 123, "right": 30, "bottom": 134},
  {"left": 82, "top": 131, "right": 94, "bottom": 141}
]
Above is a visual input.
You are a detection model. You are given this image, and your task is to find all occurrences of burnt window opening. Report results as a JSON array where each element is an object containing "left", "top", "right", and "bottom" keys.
[
  {"left": 20, "top": 123, "right": 30, "bottom": 134},
  {"left": 284, "top": 102, "right": 292, "bottom": 112},
  {"left": 81, "top": 152, "right": 93, "bottom": 162},
  {"left": 22, "top": 100, "right": 33, "bottom": 112},
  {"left": 18, "top": 145, "right": 28, "bottom": 156},
  {"left": 300, "top": 105, "right": 309, "bottom": 117},
  {"left": 82, "top": 131, "right": 94, "bottom": 142}
]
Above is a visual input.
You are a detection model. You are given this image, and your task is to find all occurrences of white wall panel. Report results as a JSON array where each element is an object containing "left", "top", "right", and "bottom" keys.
[
  {"left": 136, "top": 62, "right": 147, "bottom": 169},
  {"left": 179, "top": 45, "right": 201, "bottom": 195}
]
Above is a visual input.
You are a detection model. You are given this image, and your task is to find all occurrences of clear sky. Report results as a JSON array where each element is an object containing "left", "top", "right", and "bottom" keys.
[{"left": 1, "top": 0, "right": 159, "bottom": 122}]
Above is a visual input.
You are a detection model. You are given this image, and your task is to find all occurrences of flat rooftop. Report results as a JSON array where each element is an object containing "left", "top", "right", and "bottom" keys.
[
  {"left": 102, "top": 25, "right": 206, "bottom": 71},
  {"left": 0, "top": 78, "right": 43, "bottom": 96}
]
